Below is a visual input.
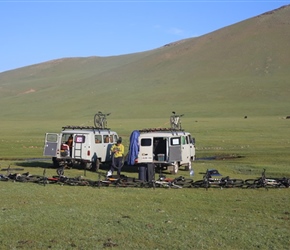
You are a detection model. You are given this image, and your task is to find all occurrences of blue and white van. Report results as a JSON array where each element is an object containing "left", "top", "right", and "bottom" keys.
[{"left": 127, "top": 128, "right": 195, "bottom": 175}]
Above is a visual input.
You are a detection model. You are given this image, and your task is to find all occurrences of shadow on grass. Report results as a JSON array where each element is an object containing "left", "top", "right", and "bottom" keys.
[
  {"left": 12, "top": 161, "right": 183, "bottom": 177},
  {"left": 15, "top": 160, "right": 53, "bottom": 169},
  {"left": 12, "top": 161, "right": 141, "bottom": 177}
]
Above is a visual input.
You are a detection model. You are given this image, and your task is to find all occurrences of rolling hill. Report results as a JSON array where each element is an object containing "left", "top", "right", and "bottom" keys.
[{"left": 1, "top": 4, "right": 290, "bottom": 122}]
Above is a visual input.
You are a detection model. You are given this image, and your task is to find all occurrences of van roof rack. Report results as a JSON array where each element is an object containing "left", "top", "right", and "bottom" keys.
[
  {"left": 139, "top": 128, "right": 184, "bottom": 133},
  {"left": 62, "top": 126, "right": 111, "bottom": 130}
]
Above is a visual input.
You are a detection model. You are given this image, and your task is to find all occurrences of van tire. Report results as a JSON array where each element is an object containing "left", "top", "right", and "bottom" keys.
[
  {"left": 92, "top": 159, "right": 100, "bottom": 172},
  {"left": 185, "top": 162, "right": 192, "bottom": 171},
  {"left": 67, "top": 160, "right": 73, "bottom": 168},
  {"left": 52, "top": 157, "right": 59, "bottom": 168},
  {"left": 170, "top": 163, "right": 179, "bottom": 175},
  {"left": 81, "top": 162, "right": 92, "bottom": 170}
]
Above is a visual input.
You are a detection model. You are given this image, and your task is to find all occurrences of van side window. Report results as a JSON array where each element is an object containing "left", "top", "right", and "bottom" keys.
[
  {"left": 109, "top": 135, "right": 114, "bottom": 143},
  {"left": 181, "top": 136, "right": 186, "bottom": 145},
  {"left": 188, "top": 135, "right": 195, "bottom": 144},
  {"left": 95, "top": 135, "right": 102, "bottom": 143},
  {"left": 141, "top": 138, "right": 151, "bottom": 146},
  {"left": 104, "top": 135, "right": 110, "bottom": 143},
  {"left": 62, "top": 134, "right": 71, "bottom": 144},
  {"left": 47, "top": 134, "right": 58, "bottom": 142}
]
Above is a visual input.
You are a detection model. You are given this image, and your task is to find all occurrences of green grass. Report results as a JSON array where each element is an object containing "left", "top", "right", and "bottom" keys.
[
  {"left": 0, "top": 115, "right": 288, "bottom": 249},
  {"left": 1, "top": 115, "right": 290, "bottom": 249},
  {"left": 1, "top": 180, "right": 289, "bottom": 250}
]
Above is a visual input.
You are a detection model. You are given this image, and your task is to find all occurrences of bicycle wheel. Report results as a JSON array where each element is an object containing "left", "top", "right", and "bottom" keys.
[
  {"left": 170, "top": 183, "right": 183, "bottom": 189},
  {"left": 26, "top": 175, "right": 45, "bottom": 183},
  {"left": 223, "top": 178, "right": 244, "bottom": 188},
  {"left": 170, "top": 117, "right": 181, "bottom": 130},
  {"left": 278, "top": 177, "right": 290, "bottom": 188},
  {"left": 0, "top": 174, "right": 9, "bottom": 181},
  {"left": 245, "top": 179, "right": 265, "bottom": 188},
  {"left": 57, "top": 167, "right": 65, "bottom": 176},
  {"left": 94, "top": 113, "right": 103, "bottom": 128},
  {"left": 192, "top": 180, "right": 210, "bottom": 189},
  {"left": 174, "top": 178, "right": 193, "bottom": 188},
  {"left": 192, "top": 180, "right": 203, "bottom": 188}
]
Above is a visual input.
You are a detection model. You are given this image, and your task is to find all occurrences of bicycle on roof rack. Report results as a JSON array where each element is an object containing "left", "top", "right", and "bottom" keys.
[
  {"left": 94, "top": 111, "right": 111, "bottom": 129},
  {"left": 170, "top": 111, "right": 184, "bottom": 130}
]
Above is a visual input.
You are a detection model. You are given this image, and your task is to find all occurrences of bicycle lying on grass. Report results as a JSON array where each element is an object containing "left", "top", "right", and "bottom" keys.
[
  {"left": 1, "top": 167, "right": 289, "bottom": 189},
  {"left": 152, "top": 175, "right": 193, "bottom": 189},
  {"left": 244, "top": 168, "right": 290, "bottom": 189},
  {"left": 0, "top": 165, "right": 47, "bottom": 184},
  {"left": 193, "top": 169, "right": 244, "bottom": 190}
]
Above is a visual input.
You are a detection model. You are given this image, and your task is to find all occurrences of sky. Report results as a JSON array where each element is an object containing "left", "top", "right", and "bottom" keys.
[{"left": 1, "top": 0, "right": 290, "bottom": 73}]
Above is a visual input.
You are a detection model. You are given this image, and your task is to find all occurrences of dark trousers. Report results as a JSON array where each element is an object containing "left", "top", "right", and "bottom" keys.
[{"left": 110, "top": 157, "right": 123, "bottom": 175}]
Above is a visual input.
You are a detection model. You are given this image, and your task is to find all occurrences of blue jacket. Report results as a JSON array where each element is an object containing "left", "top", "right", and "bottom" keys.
[{"left": 127, "top": 130, "right": 140, "bottom": 165}]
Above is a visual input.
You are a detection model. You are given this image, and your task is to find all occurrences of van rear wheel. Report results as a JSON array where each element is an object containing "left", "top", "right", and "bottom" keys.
[
  {"left": 170, "top": 163, "right": 179, "bottom": 175},
  {"left": 52, "top": 157, "right": 59, "bottom": 168},
  {"left": 92, "top": 159, "right": 100, "bottom": 172}
]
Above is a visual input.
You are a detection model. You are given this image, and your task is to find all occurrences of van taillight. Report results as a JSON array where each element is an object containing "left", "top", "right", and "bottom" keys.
[{"left": 87, "top": 150, "right": 90, "bottom": 156}]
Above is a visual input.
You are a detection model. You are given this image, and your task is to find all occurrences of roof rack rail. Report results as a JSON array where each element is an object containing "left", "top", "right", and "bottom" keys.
[
  {"left": 139, "top": 128, "right": 184, "bottom": 133},
  {"left": 62, "top": 126, "right": 111, "bottom": 130}
]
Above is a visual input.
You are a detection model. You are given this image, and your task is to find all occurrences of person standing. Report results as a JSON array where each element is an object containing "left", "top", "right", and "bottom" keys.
[
  {"left": 107, "top": 138, "right": 124, "bottom": 178},
  {"left": 66, "top": 134, "right": 73, "bottom": 157}
]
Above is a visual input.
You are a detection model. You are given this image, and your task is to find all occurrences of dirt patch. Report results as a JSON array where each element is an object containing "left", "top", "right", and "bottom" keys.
[
  {"left": 196, "top": 155, "right": 244, "bottom": 161},
  {"left": 21, "top": 88, "right": 36, "bottom": 94}
]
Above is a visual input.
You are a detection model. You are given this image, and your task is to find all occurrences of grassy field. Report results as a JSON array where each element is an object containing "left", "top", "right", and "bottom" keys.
[
  {"left": 1, "top": 181, "right": 289, "bottom": 250},
  {"left": 1, "top": 116, "right": 289, "bottom": 249}
]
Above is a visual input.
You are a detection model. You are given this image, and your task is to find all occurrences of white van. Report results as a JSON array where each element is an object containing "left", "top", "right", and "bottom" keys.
[
  {"left": 43, "top": 126, "right": 119, "bottom": 172},
  {"left": 127, "top": 128, "right": 195, "bottom": 174}
]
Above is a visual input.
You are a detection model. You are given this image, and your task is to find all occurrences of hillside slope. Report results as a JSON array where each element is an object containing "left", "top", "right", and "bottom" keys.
[{"left": 0, "top": 5, "right": 289, "bottom": 121}]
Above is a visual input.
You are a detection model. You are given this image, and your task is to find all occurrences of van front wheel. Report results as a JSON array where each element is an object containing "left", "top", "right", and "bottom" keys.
[
  {"left": 185, "top": 162, "right": 192, "bottom": 171},
  {"left": 82, "top": 162, "right": 92, "bottom": 170}
]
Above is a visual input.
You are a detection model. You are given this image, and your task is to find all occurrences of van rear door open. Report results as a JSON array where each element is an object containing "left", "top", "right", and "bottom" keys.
[
  {"left": 139, "top": 138, "right": 153, "bottom": 162},
  {"left": 168, "top": 137, "right": 182, "bottom": 162},
  {"left": 43, "top": 133, "right": 59, "bottom": 157}
]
